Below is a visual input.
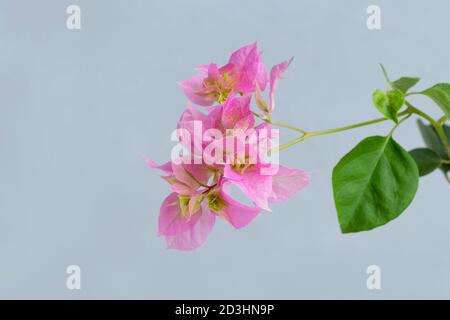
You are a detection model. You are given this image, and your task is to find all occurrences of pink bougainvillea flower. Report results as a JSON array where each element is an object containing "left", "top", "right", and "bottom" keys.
[
  {"left": 144, "top": 157, "right": 173, "bottom": 174},
  {"left": 179, "top": 43, "right": 267, "bottom": 107},
  {"left": 269, "top": 165, "right": 310, "bottom": 203},
  {"left": 221, "top": 95, "right": 255, "bottom": 130},
  {"left": 202, "top": 95, "right": 255, "bottom": 133},
  {"left": 147, "top": 149, "right": 309, "bottom": 251},
  {"left": 208, "top": 181, "right": 261, "bottom": 229},
  {"left": 147, "top": 43, "right": 311, "bottom": 251},
  {"left": 159, "top": 192, "right": 217, "bottom": 251},
  {"left": 178, "top": 63, "right": 236, "bottom": 106},
  {"left": 255, "top": 57, "right": 294, "bottom": 115},
  {"left": 176, "top": 105, "right": 211, "bottom": 164},
  {"left": 224, "top": 162, "right": 310, "bottom": 211},
  {"left": 228, "top": 42, "right": 267, "bottom": 94},
  {"left": 176, "top": 95, "right": 257, "bottom": 165},
  {"left": 165, "top": 201, "right": 216, "bottom": 251},
  {"left": 147, "top": 158, "right": 215, "bottom": 250},
  {"left": 170, "top": 96, "right": 311, "bottom": 213},
  {"left": 177, "top": 95, "right": 255, "bottom": 138},
  {"left": 269, "top": 57, "right": 293, "bottom": 113},
  {"left": 221, "top": 121, "right": 310, "bottom": 211},
  {"left": 147, "top": 157, "right": 263, "bottom": 250},
  {"left": 224, "top": 162, "right": 273, "bottom": 211}
]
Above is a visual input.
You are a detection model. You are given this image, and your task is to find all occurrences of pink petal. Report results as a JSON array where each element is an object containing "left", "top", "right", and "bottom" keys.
[
  {"left": 178, "top": 75, "right": 215, "bottom": 107},
  {"left": 206, "top": 104, "right": 224, "bottom": 130},
  {"left": 171, "top": 162, "right": 212, "bottom": 191},
  {"left": 229, "top": 43, "right": 258, "bottom": 68},
  {"left": 170, "top": 182, "right": 197, "bottom": 195},
  {"left": 166, "top": 206, "right": 216, "bottom": 251},
  {"left": 171, "top": 162, "right": 198, "bottom": 189},
  {"left": 269, "top": 165, "right": 310, "bottom": 203},
  {"left": 255, "top": 123, "right": 280, "bottom": 163},
  {"left": 178, "top": 105, "right": 208, "bottom": 125},
  {"left": 206, "top": 63, "right": 221, "bottom": 80},
  {"left": 219, "top": 183, "right": 261, "bottom": 228},
  {"left": 218, "top": 62, "right": 235, "bottom": 74},
  {"left": 177, "top": 106, "right": 208, "bottom": 161},
  {"left": 144, "top": 157, "right": 173, "bottom": 174},
  {"left": 223, "top": 164, "right": 243, "bottom": 181},
  {"left": 183, "top": 163, "right": 212, "bottom": 185},
  {"left": 269, "top": 57, "right": 293, "bottom": 112},
  {"left": 221, "top": 95, "right": 254, "bottom": 130},
  {"left": 255, "top": 83, "right": 270, "bottom": 114},
  {"left": 195, "top": 64, "right": 210, "bottom": 73},
  {"left": 255, "top": 122, "right": 272, "bottom": 131},
  {"left": 234, "top": 171, "right": 273, "bottom": 211},
  {"left": 256, "top": 56, "right": 268, "bottom": 91},
  {"left": 189, "top": 194, "right": 204, "bottom": 216},
  {"left": 229, "top": 42, "right": 267, "bottom": 93},
  {"left": 158, "top": 193, "right": 200, "bottom": 237}
]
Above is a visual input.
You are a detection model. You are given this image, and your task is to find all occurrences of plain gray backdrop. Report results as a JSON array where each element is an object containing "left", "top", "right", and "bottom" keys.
[{"left": 1, "top": 0, "right": 449, "bottom": 299}]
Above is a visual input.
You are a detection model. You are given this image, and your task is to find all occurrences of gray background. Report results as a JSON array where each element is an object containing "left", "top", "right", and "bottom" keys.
[{"left": 0, "top": 0, "right": 449, "bottom": 299}]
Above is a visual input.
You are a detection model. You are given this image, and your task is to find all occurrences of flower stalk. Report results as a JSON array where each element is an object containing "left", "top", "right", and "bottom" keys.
[{"left": 266, "top": 102, "right": 449, "bottom": 157}]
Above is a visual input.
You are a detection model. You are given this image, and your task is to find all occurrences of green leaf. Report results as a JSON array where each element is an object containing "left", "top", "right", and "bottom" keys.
[
  {"left": 332, "top": 135, "right": 419, "bottom": 233},
  {"left": 378, "top": 64, "right": 420, "bottom": 93},
  {"left": 444, "top": 124, "right": 450, "bottom": 138},
  {"left": 442, "top": 124, "right": 450, "bottom": 174},
  {"left": 372, "top": 89, "right": 405, "bottom": 123},
  {"left": 392, "top": 77, "right": 420, "bottom": 94},
  {"left": 387, "top": 89, "right": 405, "bottom": 115},
  {"left": 417, "top": 120, "right": 450, "bottom": 175},
  {"left": 417, "top": 119, "right": 448, "bottom": 159},
  {"left": 409, "top": 148, "right": 442, "bottom": 176},
  {"left": 372, "top": 90, "right": 389, "bottom": 117},
  {"left": 419, "top": 83, "right": 450, "bottom": 118}
]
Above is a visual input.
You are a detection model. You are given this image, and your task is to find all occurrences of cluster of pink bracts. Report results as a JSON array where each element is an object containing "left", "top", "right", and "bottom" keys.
[{"left": 148, "top": 43, "right": 310, "bottom": 250}]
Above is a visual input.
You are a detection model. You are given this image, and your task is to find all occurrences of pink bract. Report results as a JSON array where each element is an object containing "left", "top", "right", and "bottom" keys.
[{"left": 179, "top": 43, "right": 267, "bottom": 107}]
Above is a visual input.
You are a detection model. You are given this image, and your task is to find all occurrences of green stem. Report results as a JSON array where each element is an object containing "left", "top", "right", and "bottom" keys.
[
  {"left": 405, "top": 101, "right": 437, "bottom": 125},
  {"left": 437, "top": 115, "right": 448, "bottom": 126},
  {"left": 272, "top": 135, "right": 307, "bottom": 153},
  {"left": 271, "top": 110, "right": 410, "bottom": 154},
  {"left": 264, "top": 101, "right": 447, "bottom": 157},
  {"left": 253, "top": 112, "right": 307, "bottom": 134},
  {"left": 380, "top": 64, "right": 392, "bottom": 85},
  {"left": 306, "top": 110, "right": 409, "bottom": 138},
  {"left": 405, "top": 101, "right": 450, "bottom": 152}
]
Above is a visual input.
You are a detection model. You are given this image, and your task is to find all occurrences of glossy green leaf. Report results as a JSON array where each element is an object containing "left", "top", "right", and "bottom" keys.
[
  {"left": 444, "top": 124, "right": 450, "bottom": 138},
  {"left": 392, "top": 77, "right": 420, "bottom": 93},
  {"left": 333, "top": 135, "right": 419, "bottom": 233},
  {"left": 442, "top": 124, "right": 450, "bottom": 174},
  {"left": 417, "top": 120, "right": 445, "bottom": 157},
  {"left": 409, "top": 148, "right": 442, "bottom": 176},
  {"left": 417, "top": 120, "right": 450, "bottom": 175},
  {"left": 372, "top": 90, "right": 389, "bottom": 117},
  {"left": 372, "top": 89, "right": 404, "bottom": 123},
  {"left": 419, "top": 83, "right": 450, "bottom": 118},
  {"left": 387, "top": 89, "right": 405, "bottom": 115}
]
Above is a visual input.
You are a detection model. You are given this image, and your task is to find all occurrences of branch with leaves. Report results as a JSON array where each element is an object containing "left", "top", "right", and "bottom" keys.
[
  {"left": 257, "top": 64, "right": 450, "bottom": 233},
  {"left": 148, "top": 43, "right": 450, "bottom": 250}
]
